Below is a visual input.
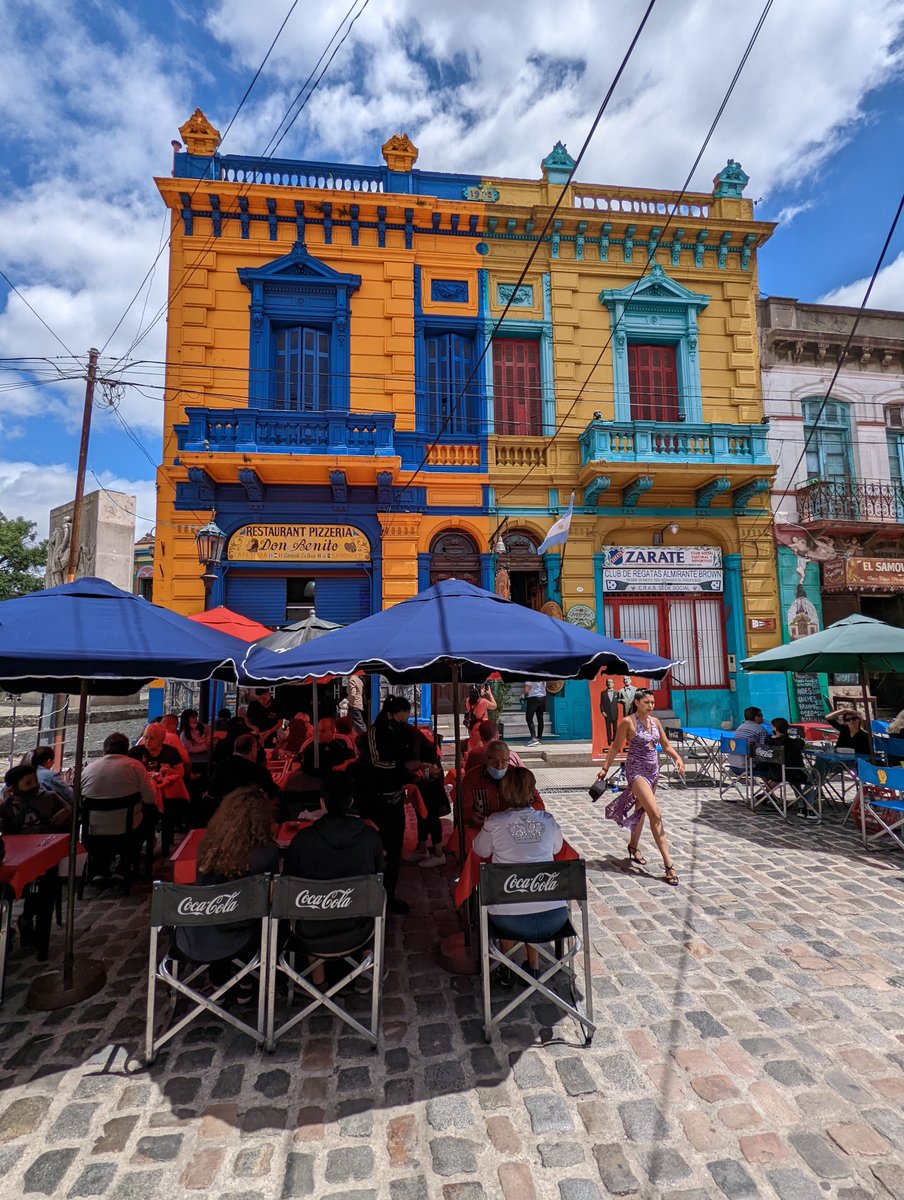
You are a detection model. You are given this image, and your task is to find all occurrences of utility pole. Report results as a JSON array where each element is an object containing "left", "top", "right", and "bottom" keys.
[
  {"left": 49, "top": 348, "right": 100, "bottom": 758},
  {"left": 66, "top": 347, "right": 99, "bottom": 581}
]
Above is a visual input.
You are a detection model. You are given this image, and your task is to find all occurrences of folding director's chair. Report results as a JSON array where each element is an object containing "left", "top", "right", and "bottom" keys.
[
  {"left": 855, "top": 761, "right": 904, "bottom": 853},
  {"left": 749, "top": 742, "right": 790, "bottom": 817},
  {"left": 266, "top": 873, "right": 385, "bottom": 1050},
  {"left": 144, "top": 875, "right": 271, "bottom": 1065},
  {"left": 478, "top": 859, "right": 595, "bottom": 1045},
  {"left": 718, "top": 734, "right": 751, "bottom": 805}
]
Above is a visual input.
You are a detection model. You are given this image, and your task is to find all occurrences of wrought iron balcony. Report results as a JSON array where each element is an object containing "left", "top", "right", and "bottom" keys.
[
  {"left": 579, "top": 420, "right": 770, "bottom": 468},
  {"left": 796, "top": 478, "right": 904, "bottom": 525},
  {"left": 176, "top": 407, "right": 397, "bottom": 455}
]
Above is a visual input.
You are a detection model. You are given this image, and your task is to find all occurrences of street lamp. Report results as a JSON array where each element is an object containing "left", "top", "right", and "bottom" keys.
[{"left": 195, "top": 519, "right": 226, "bottom": 606}]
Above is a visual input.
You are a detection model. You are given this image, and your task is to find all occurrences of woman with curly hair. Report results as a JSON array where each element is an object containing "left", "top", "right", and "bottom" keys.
[{"left": 175, "top": 786, "right": 278, "bottom": 992}]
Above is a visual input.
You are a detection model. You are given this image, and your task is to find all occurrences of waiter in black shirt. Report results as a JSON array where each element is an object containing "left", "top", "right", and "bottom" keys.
[{"left": 246, "top": 689, "right": 282, "bottom": 748}]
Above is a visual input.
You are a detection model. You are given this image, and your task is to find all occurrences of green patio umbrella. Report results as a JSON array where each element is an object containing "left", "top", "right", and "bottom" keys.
[
  {"left": 740, "top": 614, "right": 904, "bottom": 676},
  {"left": 741, "top": 613, "right": 904, "bottom": 726}
]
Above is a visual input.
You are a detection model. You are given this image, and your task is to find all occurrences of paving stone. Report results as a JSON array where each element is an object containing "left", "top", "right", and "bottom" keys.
[
  {"left": 281, "top": 1152, "right": 315, "bottom": 1197},
  {"left": 181, "top": 1146, "right": 224, "bottom": 1190},
  {"left": 598, "top": 1052, "right": 645, "bottom": 1093},
  {"left": 0, "top": 1095, "right": 51, "bottom": 1141},
  {"left": 787, "top": 1132, "right": 851, "bottom": 1180},
  {"left": 825, "top": 1069, "right": 875, "bottom": 1104},
  {"left": 108, "top": 1169, "right": 164, "bottom": 1200},
  {"left": 539, "top": 1141, "right": 584, "bottom": 1167},
  {"left": 592, "top": 1143, "right": 640, "bottom": 1195},
  {"left": 639, "top": 1147, "right": 691, "bottom": 1185},
  {"left": 23, "top": 1148, "right": 79, "bottom": 1195},
  {"left": 324, "top": 1146, "right": 374, "bottom": 1183},
  {"left": 212, "top": 1065, "right": 245, "bottom": 1098},
  {"left": 233, "top": 1146, "right": 273, "bottom": 1177},
  {"left": 66, "top": 1161, "right": 117, "bottom": 1197},
  {"left": 559, "top": 1182, "right": 601, "bottom": 1200},
  {"left": 510, "top": 1051, "right": 550, "bottom": 1089},
  {"left": 424, "top": 1061, "right": 467, "bottom": 1093},
  {"left": 385, "top": 1079, "right": 415, "bottom": 1107},
  {"left": 739, "top": 1133, "right": 788, "bottom": 1164},
  {"left": 426, "top": 1094, "right": 474, "bottom": 1131},
  {"left": 430, "top": 1137, "right": 478, "bottom": 1176},
  {"left": 864, "top": 1107, "right": 904, "bottom": 1152},
  {"left": 618, "top": 1098, "right": 670, "bottom": 1141},
  {"left": 765, "top": 1168, "right": 824, "bottom": 1200},
  {"left": 418, "top": 1023, "right": 452, "bottom": 1056},
  {"left": 441, "top": 1186, "right": 485, "bottom": 1200},
  {"left": 240, "top": 1106, "right": 287, "bottom": 1133},
  {"left": 871, "top": 1162, "right": 904, "bottom": 1200},
  {"left": 389, "top": 1178, "right": 428, "bottom": 1200},
  {"left": 93, "top": 1116, "right": 138, "bottom": 1155},
  {"left": 826, "top": 1121, "right": 891, "bottom": 1157},
  {"left": 498, "top": 1162, "right": 536, "bottom": 1200},
  {"left": 690, "top": 1074, "right": 740, "bottom": 1102},
  {"left": 707, "top": 1158, "right": 760, "bottom": 1198},
  {"left": 739, "top": 1037, "right": 783, "bottom": 1057},
  {"left": 49, "top": 1101, "right": 99, "bottom": 1142},
  {"left": 337, "top": 1067, "right": 371, "bottom": 1094},
  {"left": 763, "top": 1060, "right": 815, "bottom": 1087},
  {"left": 253, "top": 1069, "right": 290, "bottom": 1098},
  {"left": 685, "top": 1010, "right": 728, "bottom": 1038},
  {"left": 524, "top": 1092, "right": 574, "bottom": 1133},
  {"left": 132, "top": 1134, "right": 182, "bottom": 1163},
  {"left": 556, "top": 1056, "right": 597, "bottom": 1095},
  {"left": 385, "top": 1048, "right": 410, "bottom": 1074}
]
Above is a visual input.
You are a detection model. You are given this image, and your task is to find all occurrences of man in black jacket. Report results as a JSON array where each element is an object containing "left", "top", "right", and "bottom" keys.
[
  {"left": 284, "top": 781, "right": 385, "bottom": 953},
  {"left": 205, "top": 734, "right": 280, "bottom": 817}
]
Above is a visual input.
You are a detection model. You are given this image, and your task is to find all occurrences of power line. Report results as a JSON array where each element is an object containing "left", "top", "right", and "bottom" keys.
[
  {"left": 496, "top": 0, "right": 775, "bottom": 504},
  {"left": 391, "top": 0, "right": 660, "bottom": 507},
  {"left": 0, "top": 268, "right": 79, "bottom": 359},
  {"left": 109, "top": 0, "right": 369, "bottom": 371},
  {"left": 99, "top": 0, "right": 304, "bottom": 360}
]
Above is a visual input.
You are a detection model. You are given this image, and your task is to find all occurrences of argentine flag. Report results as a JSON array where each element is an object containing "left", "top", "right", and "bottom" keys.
[{"left": 537, "top": 492, "right": 574, "bottom": 555}]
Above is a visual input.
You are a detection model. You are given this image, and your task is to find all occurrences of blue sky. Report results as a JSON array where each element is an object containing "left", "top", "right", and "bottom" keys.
[{"left": 0, "top": 0, "right": 902, "bottom": 539}]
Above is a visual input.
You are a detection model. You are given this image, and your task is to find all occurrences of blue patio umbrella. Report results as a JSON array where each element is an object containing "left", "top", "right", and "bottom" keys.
[
  {"left": 242, "top": 579, "right": 676, "bottom": 884},
  {"left": 242, "top": 578, "right": 674, "bottom": 684},
  {"left": 0, "top": 578, "right": 252, "bottom": 1007}
]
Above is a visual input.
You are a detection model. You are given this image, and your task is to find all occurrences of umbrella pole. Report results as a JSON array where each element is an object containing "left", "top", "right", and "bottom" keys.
[
  {"left": 312, "top": 685, "right": 320, "bottom": 771},
  {"left": 27, "top": 681, "right": 106, "bottom": 1010},
  {"left": 437, "top": 663, "right": 478, "bottom": 975}
]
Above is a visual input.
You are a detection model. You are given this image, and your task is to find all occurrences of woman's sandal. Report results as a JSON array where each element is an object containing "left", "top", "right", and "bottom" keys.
[
  {"left": 628, "top": 845, "right": 647, "bottom": 865},
  {"left": 663, "top": 863, "right": 679, "bottom": 886}
]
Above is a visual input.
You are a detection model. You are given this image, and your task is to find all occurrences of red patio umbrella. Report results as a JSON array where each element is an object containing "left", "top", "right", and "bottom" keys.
[{"left": 188, "top": 606, "right": 271, "bottom": 642}]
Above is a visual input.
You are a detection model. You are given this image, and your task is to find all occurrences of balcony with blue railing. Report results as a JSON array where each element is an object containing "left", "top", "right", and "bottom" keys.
[
  {"left": 579, "top": 419, "right": 770, "bottom": 469},
  {"left": 175, "top": 406, "right": 486, "bottom": 470},
  {"left": 176, "top": 407, "right": 397, "bottom": 455}
]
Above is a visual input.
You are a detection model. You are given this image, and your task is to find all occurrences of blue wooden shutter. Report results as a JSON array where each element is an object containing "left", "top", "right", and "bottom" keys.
[
  {"left": 425, "top": 333, "right": 474, "bottom": 435},
  {"left": 315, "top": 577, "right": 370, "bottom": 625},
  {"left": 224, "top": 575, "right": 285, "bottom": 626}
]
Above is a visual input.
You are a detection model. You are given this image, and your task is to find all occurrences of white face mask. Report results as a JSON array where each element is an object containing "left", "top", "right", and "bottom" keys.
[{"left": 486, "top": 765, "right": 507, "bottom": 780}]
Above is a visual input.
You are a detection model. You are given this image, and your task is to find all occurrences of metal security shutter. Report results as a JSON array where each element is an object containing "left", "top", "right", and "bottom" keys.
[
  {"left": 225, "top": 575, "right": 285, "bottom": 627},
  {"left": 315, "top": 576, "right": 370, "bottom": 625}
]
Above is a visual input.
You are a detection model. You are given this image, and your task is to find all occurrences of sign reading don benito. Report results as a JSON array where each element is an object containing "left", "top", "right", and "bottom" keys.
[{"left": 228, "top": 524, "right": 369, "bottom": 562}]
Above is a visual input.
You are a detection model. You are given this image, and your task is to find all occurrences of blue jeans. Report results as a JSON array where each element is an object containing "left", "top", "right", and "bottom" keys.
[{"left": 489, "top": 906, "right": 569, "bottom": 942}]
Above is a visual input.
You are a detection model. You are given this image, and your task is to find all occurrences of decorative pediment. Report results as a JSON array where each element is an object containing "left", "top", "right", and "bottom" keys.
[
  {"left": 238, "top": 241, "right": 362, "bottom": 292},
  {"left": 600, "top": 264, "right": 710, "bottom": 310},
  {"left": 179, "top": 109, "right": 220, "bottom": 156},
  {"left": 382, "top": 134, "right": 418, "bottom": 172}
]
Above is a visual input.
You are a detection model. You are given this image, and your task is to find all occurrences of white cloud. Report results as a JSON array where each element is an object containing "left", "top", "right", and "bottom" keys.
[
  {"left": 819, "top": 249, "right": 904, "bottom": 313},
  {"left": 775, "top": 201, "right": 814, "bottom": 226},
  {"left": 0, "top": 460, "right": 157, "bottom": 539}
]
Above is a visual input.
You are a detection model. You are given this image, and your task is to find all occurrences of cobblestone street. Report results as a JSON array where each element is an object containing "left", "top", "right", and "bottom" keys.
[{"left": 0, "top": 768, "right": 902, "bottom": 1199}]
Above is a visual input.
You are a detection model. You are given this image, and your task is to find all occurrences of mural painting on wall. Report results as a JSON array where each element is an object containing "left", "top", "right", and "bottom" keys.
[{"left": 775, "top": 524, "right": 862, "bottom": 639}]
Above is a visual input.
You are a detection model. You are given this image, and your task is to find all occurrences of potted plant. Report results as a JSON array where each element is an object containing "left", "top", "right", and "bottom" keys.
[{"left": 491, "top": 680, "right": 513, "bottom": 739}]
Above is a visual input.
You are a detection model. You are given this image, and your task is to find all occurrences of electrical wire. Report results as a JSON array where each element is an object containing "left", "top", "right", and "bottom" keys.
[
  {"left": 0, "top": 268, "right": 79, "bottom": 359},
  {"left": 392, "top": 0, "right": 660, "bottom": 505},
  {"left": 495, "top": 0, "right": 776, "bottom": 505},
  {"left": 107, "top": 0, "right": 369, "bottom": 371},
  {"left": 99, "top": 0, "right": 304, "bottom": 360}
]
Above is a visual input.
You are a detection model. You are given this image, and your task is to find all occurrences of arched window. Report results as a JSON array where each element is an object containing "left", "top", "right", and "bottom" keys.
[
  {"left": 802, "top": 398, "right": 852, "bottom": 481},
  {"left": 429, "top": 530, "right": 480, "bottom": 586}
]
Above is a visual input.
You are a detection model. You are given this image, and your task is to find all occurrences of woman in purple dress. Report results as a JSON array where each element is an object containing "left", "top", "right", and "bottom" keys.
[{"left": 596, "top": 689, "right": 683, "bottom": 885}]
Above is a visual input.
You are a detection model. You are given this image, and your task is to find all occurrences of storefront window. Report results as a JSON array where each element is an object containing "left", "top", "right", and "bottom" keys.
[{"left": 605, "top": 595, "right": 727, "bottom": 691}]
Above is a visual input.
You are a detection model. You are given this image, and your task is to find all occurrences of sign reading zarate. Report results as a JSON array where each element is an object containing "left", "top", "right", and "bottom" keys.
[
  {"left": 228, "top": 524, "right": 369, "bottom": 562},
  {"left": 601, "top": 546, "right": 723, "bottom": 594}
]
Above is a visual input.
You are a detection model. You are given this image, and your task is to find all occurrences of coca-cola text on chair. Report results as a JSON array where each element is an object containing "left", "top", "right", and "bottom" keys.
[
  {"left": 144, "top": 874, "right": 271, "bottom": 1065},
  {"left": 478, "top": 859, "right": 595, "bottom": 1044},
  {"left": 265, "top": 873, "right": 385, "bottom": 1049}
]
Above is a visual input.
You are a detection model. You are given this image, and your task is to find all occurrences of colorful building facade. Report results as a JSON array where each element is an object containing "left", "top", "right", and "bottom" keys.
[{"left": 155, "top": 110, "right": 782, "bottom": 735}]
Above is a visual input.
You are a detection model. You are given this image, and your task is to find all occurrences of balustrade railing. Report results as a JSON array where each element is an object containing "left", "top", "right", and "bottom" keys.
[
  {"left": 572, "top": 185, "right": 710, "bottom": 219},
  {"left": 579, "top": 420, "right": 768, "bottom": 467},
  {"left": 219, "top": 155, "right": 385, "bottom": 192},
  {"left": 177, "top": 407, "right": 396, "bottom": 455},
  {"left": 796, "top": 478, "right": 904, "bottom": 524}
]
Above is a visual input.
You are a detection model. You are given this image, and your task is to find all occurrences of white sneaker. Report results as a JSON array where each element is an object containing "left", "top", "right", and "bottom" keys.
[
  {"left": 526, "top": 739, "right": 541, "bottom": 748},
  {"left": 419, "top": 852, "right": 446, "bottom": 868},
  {"left": 404, "top": 849, "right": 428, "bottom": 864}
]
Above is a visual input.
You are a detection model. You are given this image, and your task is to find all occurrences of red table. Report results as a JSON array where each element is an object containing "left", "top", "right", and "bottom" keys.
[
  {"left": 0, "top": 834, "right": 72, "bottom": 1004},
  {"left": 169, "top": 821, "right": 316, "bottom": 883}
]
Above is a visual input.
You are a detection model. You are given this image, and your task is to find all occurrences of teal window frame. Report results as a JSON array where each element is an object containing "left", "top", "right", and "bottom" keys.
[{"left": 802, "top": 397, "right": 853, "bottom": 481}]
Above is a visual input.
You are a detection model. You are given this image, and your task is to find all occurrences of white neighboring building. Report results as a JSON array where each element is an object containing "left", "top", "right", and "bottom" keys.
[{"left": 759, "top": 296, "right": 904, "bottom": 714}]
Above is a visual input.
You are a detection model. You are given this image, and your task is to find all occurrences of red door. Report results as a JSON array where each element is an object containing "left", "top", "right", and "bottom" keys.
[{"left": 628, "top": 344, "right": 679, "bottom": 421}]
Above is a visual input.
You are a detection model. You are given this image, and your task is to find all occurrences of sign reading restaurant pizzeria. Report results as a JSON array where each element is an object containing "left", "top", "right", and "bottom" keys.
[
  {"left": 823, "top": 556, "right": 904, "bottom": 591},
  {"left": 228, "top": 524, "right": 369, "bottom": 563},
  {"left": 601, "top": 546, "right": 723, "bottom": 594}
]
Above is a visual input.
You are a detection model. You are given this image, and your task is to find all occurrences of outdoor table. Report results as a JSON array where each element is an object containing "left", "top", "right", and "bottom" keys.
[
  {"left": 453, "top": 838, "right": 579, "bottom": 908},
  {"left": 792, "top": 722, "right": 838, "bottom": 745},
  {"left": 803, "top": 749, "right": 864, "bottom": 814},
  {"left": 680, "top": 727, "right": 725, "bottom": 785},
  {"left": 0, "top": 833, "right": 71, "bottom": 1004},
  {"left": 168, "top": 820, "right": 326, "bottom": 883}
]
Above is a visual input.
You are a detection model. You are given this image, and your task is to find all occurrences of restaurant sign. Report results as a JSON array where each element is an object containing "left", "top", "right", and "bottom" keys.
[
  {"left": 823, "top": 556, "right": 904, "bottom": 591},
  {"left": 601, "top": 545, "right": 723, "bottom": 594},
  {"left": 228, "top": 524, "right": 369, "bottom": 563}
]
